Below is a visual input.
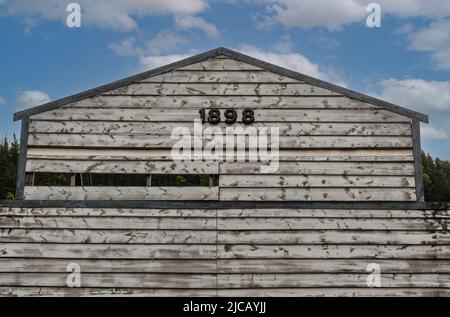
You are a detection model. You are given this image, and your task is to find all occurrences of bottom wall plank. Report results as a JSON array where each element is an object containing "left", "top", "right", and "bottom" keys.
[
  {"left": 217, "top": 288, "right": 450, "bottom": 297},
  {"left": 1, "top": 273, "right": 450, "bottom": 289},
  {"left": 1, "top": 287, "right": 449, "bottom": 297},
  {"left": 0, "top": 287, "right": 217, "bottom": 297}
]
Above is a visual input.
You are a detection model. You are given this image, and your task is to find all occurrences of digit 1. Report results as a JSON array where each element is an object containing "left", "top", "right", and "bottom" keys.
[{"left": 199, "top": 108, "right": 206, "bottom": 123}]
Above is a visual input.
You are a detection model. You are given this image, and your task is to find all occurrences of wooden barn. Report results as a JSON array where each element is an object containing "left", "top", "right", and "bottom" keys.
[{"left": 0, "top": 47, "right": 449, "bottom": 297}]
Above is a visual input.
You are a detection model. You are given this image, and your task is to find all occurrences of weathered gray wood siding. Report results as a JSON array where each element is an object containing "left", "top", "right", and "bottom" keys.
[
  {"left": 24, "top": 56, "right": 416, "bottom": 201},
  {"left": 0, "top": 206, "right": 449, "bottom": 297}
]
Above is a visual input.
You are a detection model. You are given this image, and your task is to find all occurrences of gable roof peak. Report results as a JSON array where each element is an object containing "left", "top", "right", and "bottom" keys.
[{"left": 14, "top": 47, "right": 428, "bottom": 123}]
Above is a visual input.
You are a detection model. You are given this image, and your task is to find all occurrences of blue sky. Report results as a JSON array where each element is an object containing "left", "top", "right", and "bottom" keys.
[{"left": 0, "top": 0, "right": 450, "bottom": 159}]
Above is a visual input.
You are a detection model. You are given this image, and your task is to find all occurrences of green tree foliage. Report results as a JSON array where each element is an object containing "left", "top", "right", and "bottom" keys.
[
  {"left": 422, "top": 152, "right": 450, "bottom": 202},
  {"left": 0, "top": 136, "right": 19, "bottom": 200}
]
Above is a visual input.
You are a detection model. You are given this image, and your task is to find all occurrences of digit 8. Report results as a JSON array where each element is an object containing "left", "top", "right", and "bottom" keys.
[
  {"left": 208, "top": 109, "right": 221, "bottom": 124},
  {"left": 242, "top": 109, "right": 255, "bottom": 124}
]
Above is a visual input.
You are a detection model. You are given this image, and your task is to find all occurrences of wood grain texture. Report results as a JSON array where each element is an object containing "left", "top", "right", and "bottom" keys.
[
  {"left": 0, "top": 273, "right": 217, "bottom": 288},
  {"left": 2, "top": 229, "right": 448, "bottom": 244},
  {"left": 26, "top": 160, "right": 218, "bottom": 174},
  {"left": 1, "top": 287, "right": 448, "bottom": 297},
  {"left": 27, "top": 134, "right": 412, "bottom": 149},
  {"left": 0, "top": 229, "right": 216, "bottom": 244},
  {"left": 2, "top": 258, "right": 449, "bottom": 273},
  {"left": 144, "top": 71, "right": 302, "bottom": 83},
  {"left": 216, "top": 218, "right": 446, "bottom": 231},
  {"left": 26, "top": 148, "right": 415, "bottom": 162},
  {"left": 220, "top": 188, "right": 416, "bottom": 201},
  {"left": 216, "top": 288, "right": 450, "bottom": 297},
  {"left": 101, "top": 83, "right": 340, "bottom": 96},
  {"left": 2, "top": 207, "right": 447, "bottom": 218},
  {"left": 0, "top": 216, "right": 217, "bottom": 230},
  {"left": 0, "top": 206, "right": 448, "bottom": 296},
  {"left": 0, "top": 217, "right": 445, "bottom": 231},
  {"left": 217, "top": 273, "right": 450, "bottom": 288},
  {"left": 58, "top": 96, "right": 381, "bottom": 110},
  {"left": 218, "top": 244, "right": 450, "bottom": 259},
  {"left": 220, "top": 162, "right": 415, "bottom": 175},
  {"left": 29, "top": 121, "right": 410, "bottom": 136},
  {"left": 0, "top": 243, "right": 217, "bottom": 259},
  {"left": 0, "top": 259, "right": 217, "bottom": 273},
  {"left": 0, "top": 287, "right": 217, "bottom": 297},
  {"left": 179, "top": 58, "right": 264, "bottom": 71},
  {"left": 217, "top": 230, "right": 450, "bottom": 244},
  {"left": 30, "top": 108, "right": 410, "bottom": 122},
  {"left": 23, "top": 187, "right": 219, "bottom": 201},
  {"left": 219, "top": 175, "right": 415, "bottom": 188}
]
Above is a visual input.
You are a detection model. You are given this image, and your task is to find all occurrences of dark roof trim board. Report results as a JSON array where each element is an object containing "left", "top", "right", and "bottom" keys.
[{"left": 13, "top": 47, "right": 429, "bottom": 123}]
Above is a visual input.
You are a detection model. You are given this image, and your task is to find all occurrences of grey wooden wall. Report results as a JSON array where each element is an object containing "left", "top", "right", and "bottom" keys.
[
  {"left": 1, "top": 206, "right": 449, "bottom": 296},
  {"left": 24, "top": 56, "right": 416, "bottom": 201}
]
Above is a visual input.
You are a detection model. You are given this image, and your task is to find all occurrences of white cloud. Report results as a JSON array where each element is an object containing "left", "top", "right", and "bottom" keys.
[
  {"left": 237, "top": 45, "right": 347, "bottom": 86},
  {"left": 309, "top": 32, "right": 340, "bottom": 50},
  {"left": 422, "top": 126, "right": 448, "bottom": 140},
  {"left": 17, "top": 90, "right": 51, "bottom": 110},
  {"left": 109, "top": 31, "right": 188, "bottom": 58},
  {"left": 3, "top": 0, "right": 208, "bottom": 31},
  {"left": 272, "top": 34, "right": 293, "bottom": 53},
  {"left": 250, "top": 0, "right": 450, "bottom": 30},
  {"left": 108, "top": 37, "right": 141, "bottom": 57},
  {"left": 125, "top": 43, "right": 347, "bottom": 87},
  {"left": 268, "top": 0, "right": 366, "bottom": 31},
  {"left": 139, "top": 54, "right": 191, "bottom": 69},
  {"left": 109, "top": 31, "right": 190, "bottom": 67},
  {"left": 146, "top": 30, "right": 189, "bottom": 55},
  {"left": 407, "top": 19, "right": 450, "bottom": 70},
  {"left": 174, "top": 15, "right": 219, "bottom": 39},
  {"left": 0, "top": 96, "right": 6, "bottom": 106},
  {"left": 376, "top": 78, "right": 450, "bottom": 142},
  {"left": 377, "top": 78, "right": 450, "bottom": 112},
  {"left": 395, "top": 22, "right": 414, "bottom": 35}
]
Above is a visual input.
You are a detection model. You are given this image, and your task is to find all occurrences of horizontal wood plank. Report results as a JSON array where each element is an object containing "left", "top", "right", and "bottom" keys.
[
  {"left": 144, "top": 71, "right": 301, "bottom": 83},
  {"left": 0, "top": 229, "right": 216, "bottom": 244},
  {"left": 220, "top": 188, "right": 416, "bottom": 201},
  {"left": 0, "top": 259, "right": 217, "bottom": 273},
  {"left": 0, "top": 287, "right": 217, "bottom": 297},
  {"left": 1, "top": 287, "right": 448, "bottom": 297},
  {"left": 27, "top": 134, "right": 413, "bottom": 149},
  {"left": 219, "top": 162, "right": 415, "bottom": 175},
  {"left": 0, "top": 243, "right": 217, "bottom": 259},
  {"left": 217, "top": 288, "right": 450, "bottom": 297},
  {"left": 216, "top": 218, "right": 445, "bottom": 231},
  {"left": 60, "top": 96, "right": 380, "bottom": 110},
  {"left": 217, "top": 230, "right": 450, "bottom": 244},
  {"left": 2, "top": 208, "right": 447, "bottom": 218},
  {"left": 29, "top": 121, "right": 410, "bottom": 136},
  {"left": 219, "top": 244, "right": 450, "bottom": 259},
  {"left": 26, "top": 160, "right": 218, "bottom": 174},
  {"left": 0, "top": 216, "right": 216, "bottom": 230},
  {"left": 2, "top": 258, "right": 449, "bottom": 273},
  {"left": 217, "top": 259, "right": 450, "bottom": 274},
  {"left": 0, "top": 273, "right": 217, "bottom": 288},
  {"left": 217, "top": 273, "right": 450, "bottom": 288},
  {"left": 2, "top": 229, "right": 448, "bottom": 244},
  {"left": 26, "top": 148, "right": 415, "bottom": 162},
  {"left": 179, "top": 58, "right": 264, "bottom": 71},
  {"left": 220, "top": 175, "right": 415, "bottom": 188},
  {"left": 30, "top": 108, "right": 410, "bottom": 123},
  {"left": 23, "top": 187, "right": 219, "bottom": 201},
  {"left": 102, "top": 83, "right": 340, "bottom": 96}
]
